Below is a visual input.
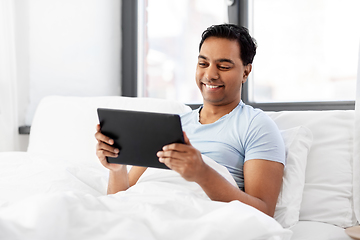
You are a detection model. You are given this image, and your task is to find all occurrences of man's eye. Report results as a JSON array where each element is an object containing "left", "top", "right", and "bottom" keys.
[
  {"left": 218, "top": 65, "right": 231, "bottom": 70},
  {"left": 198, "top": 62, "right": 208, "bottom": 67}
]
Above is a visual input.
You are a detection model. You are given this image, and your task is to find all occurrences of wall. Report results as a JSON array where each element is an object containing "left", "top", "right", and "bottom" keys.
[
  {"left": 0, "top": 0, "right": 19, "bottom": 152},
  {"left": 10, "top": 0, "right": 121, "bottom": 151},
  {"left": 14, "top": 0, "right": 30, "bottom": 151},
  {"left": 26, "top": 0, "right": 121, "bottom": 125}
]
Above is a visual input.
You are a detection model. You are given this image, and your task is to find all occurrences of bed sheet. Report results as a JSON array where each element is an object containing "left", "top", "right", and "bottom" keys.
[{"left": 0, "top": 152, "right": 292, "bottom": 240}]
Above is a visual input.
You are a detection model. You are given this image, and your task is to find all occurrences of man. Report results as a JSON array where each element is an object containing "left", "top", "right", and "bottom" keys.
[{"left": 95, "top": 24, "right": 285, "bottom": 217}]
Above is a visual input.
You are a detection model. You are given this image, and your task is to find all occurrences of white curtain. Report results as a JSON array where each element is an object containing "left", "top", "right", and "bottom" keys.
[
  {"left": 0, "top": 0, "right": 18, "bottom": 151},
  {"left": 354, "top": 42, "right": 360, "bottom": 223}
]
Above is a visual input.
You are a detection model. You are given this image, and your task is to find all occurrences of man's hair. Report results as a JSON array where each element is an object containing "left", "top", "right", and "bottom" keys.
[{"left": 199, "top": 24, "right": 257, "bottom": 66}]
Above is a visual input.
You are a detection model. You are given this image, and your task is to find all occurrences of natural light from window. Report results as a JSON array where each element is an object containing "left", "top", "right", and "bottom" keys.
[
  {"left": 138, "top": 0, "right": 360, "bottom": 105},
  {"left": 249, "top": 0, "right": 360, "bottom": 103},
  {"left": 137, "top": 0, "right": 228, "bottom": 103}
]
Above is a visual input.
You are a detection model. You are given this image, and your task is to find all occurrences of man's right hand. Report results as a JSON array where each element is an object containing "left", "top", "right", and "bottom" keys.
[
  {"left": 95, "top": 124, "right": 124, "bottom": 172},
  {"left": 95, "top": 124, "right": 148, "bottom": 194}
]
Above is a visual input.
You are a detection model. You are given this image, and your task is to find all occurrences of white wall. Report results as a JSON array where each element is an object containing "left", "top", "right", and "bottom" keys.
[
  {"left": 14, "top": 0, "right": 30, "bottom": 151},
  {"left": 0, "top": 0, "right": 19, "bottom": 152},
  {"left": 26, "top": 0, "right": 121, "bottom": 126},
  {"left": 8, "top": 0, "right": 121, "bottom": 152}
]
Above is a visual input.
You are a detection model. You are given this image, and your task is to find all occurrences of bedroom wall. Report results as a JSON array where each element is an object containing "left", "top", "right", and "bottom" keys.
[
  {"left": 25, "top": 0, "right": 121, "bottom": 127},
  {"left": 7, "top": 0, "right": 121, "bottom": 152},
  {"left": 14, "top": 0, "right": 30, "bottom": 151}
]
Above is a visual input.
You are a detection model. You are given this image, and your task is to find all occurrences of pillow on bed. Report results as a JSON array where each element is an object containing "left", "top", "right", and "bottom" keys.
[
  {"left": 274, "top": 126, "right": 313, "bottom": 228},
  {"left": 27, "top": 96, "right": 191, "bottom": 167},
  {"left": 267, "top": 110, "right": 356, "bottom": 227}
]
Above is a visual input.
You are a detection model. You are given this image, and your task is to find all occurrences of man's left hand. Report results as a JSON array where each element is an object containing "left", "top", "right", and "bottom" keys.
[{"left": 157, "top": 132, "right": 206, "bottom": 182}]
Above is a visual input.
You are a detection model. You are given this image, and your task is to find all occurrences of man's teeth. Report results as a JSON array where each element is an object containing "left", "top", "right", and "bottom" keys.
[{"left": 205, "top": 84, "right": 219, "bottom": 89}]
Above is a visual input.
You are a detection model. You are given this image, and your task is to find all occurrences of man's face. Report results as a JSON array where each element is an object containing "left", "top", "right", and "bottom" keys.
[{"left": 196, "top": 37, "right": 251, "bottom": 107}]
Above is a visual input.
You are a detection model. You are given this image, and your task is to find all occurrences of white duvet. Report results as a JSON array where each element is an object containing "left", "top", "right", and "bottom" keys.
[{"left": 0, "top": 152, "right": 292, "bottom": 240}]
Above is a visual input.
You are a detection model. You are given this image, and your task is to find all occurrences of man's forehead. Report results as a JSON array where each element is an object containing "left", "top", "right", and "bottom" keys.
[{"left": 199, "top": 37, "right": 241, "bottom": 61}]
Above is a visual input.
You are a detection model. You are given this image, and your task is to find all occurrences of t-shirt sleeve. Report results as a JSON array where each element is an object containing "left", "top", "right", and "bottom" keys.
[{"left": 244, "top": 112, "right": 286, "bottom": 165}]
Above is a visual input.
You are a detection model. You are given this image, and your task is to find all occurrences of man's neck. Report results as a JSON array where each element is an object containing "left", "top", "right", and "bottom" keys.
[{"left": 199, "top": 100, "right": 240, "bottom": 124}]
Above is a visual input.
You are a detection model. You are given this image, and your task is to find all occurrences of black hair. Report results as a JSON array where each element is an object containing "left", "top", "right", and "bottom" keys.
[{"left": 199, "top": 24, "right": 257, "bottom": 66}]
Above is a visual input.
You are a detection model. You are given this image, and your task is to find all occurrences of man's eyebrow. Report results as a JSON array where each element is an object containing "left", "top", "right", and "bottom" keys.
[
  {"left": 198, "top": 55, "right": 234, "bottom": 65},
  {"left": 198, "top": 55, "right": 208, "bottom": 60},
  {"left": 217, "top": 58, "right": 234, "bottom": 64}
]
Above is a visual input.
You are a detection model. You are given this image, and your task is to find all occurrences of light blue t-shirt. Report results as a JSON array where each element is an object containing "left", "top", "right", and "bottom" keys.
[{"left": 180, "top": 101, "right": 285, "bottom": 190}]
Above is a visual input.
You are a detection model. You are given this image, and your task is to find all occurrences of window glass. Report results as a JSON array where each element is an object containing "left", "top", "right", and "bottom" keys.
[
  {"left": 249, "top": 0, "right": 360, "bottom": 103},
  {"left": 137, "top": 0, "right": 228, "bottom": 103}
]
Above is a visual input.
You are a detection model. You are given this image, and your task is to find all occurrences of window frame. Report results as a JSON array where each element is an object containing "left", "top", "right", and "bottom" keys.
[
  {"left": 121, "top": 0, "right": 138, "bottom": 97},
  {"left": 121, "top": 0, "right": 355, "bottom": 111}
]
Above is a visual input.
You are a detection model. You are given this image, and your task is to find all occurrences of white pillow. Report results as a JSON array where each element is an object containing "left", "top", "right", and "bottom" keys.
[
  {"left": 267, "top": 110, "right": 356, "bottom": 227},
  {"left": 27, "top": 96, "right": 191, "bottom": 167},
  {"left": 274, "top": 126, "right": 313, "bottom": 228}
]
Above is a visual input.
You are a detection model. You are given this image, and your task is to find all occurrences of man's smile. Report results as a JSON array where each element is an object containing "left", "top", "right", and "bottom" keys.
[{"left": 203, "top": 83, "right": 224, "bottom": 90}]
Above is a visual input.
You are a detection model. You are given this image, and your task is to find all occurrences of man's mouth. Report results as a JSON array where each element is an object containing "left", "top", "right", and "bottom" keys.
[{"left": 203, "top": 83, "right": 223, "bottom": 89}]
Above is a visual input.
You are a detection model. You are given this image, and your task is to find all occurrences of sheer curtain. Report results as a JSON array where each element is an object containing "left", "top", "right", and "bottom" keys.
[
  {"left": 354, "top": 41, "right": 360, "bottom": 223},
  {"left": 0, "top": 0, "right": 18, "bottom": 151}
]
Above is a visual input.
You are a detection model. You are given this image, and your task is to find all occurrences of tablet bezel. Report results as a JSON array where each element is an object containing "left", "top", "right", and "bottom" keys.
[{"left": 97, "top": 108, "right": 184, "bottom": 169}]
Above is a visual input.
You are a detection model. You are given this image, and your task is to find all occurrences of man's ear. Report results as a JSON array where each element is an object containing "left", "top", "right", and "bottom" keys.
[{"left": 242, "top": 64, "right": 252, "bottom": 83}]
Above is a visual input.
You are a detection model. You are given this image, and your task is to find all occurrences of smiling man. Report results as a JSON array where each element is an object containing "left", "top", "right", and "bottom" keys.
[
  {"left": 95, "top": 24, "right": 285, "bottom": 217},
  {"left": 196, "top": 38, "right": 249, "bottom": 109}
]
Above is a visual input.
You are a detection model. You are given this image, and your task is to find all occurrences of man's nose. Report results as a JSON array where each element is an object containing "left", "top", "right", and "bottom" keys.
[{"left": 205, "top": 64, "right": 219, "bottom": 81}]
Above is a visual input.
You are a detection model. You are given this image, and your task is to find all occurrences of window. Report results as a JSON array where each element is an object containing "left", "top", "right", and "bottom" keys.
[
  {"left": 244, "top": 0, "right": 359, "bottom": 110},
  {"left": 137, "top": 0, "right": 229, "bottom": 104},
  {"left": 122, "top": 0, "right": 358, "bottom": 110}
]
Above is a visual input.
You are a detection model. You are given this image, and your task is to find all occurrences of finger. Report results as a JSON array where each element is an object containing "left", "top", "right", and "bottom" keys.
[
  {"left": 95, "top": 131, "right": 114, "bottom": 145},
  {"left": 159, "top": 156, "right": 174, "bottom": 169},
  {"left": 158, "top": 149, "right": 184, "bottom": 161},
  {"left": 96, "top": 124, "right": 100, "bottom": 131},
  {"left": 163, "top": 143, "right": 189, "bottom": 152},
  {"left": 161, "top": 158, "right": 171, "bottom": 169},
  {"left": 97, "top": 142, "right": 119, "bottom": 154},
  {"left": 97, "top": 148, "right": 118, "bottom": 159},
  {"left": 160, "top": 157, "right": 184, "bottom": 171},
  {"left": 97, "top": 153, "right": 111, "bottom": 167}
]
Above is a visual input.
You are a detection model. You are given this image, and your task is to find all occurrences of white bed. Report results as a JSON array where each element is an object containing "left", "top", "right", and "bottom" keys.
[
  {"left": 0, "top": 151, "right": 292, "bottom": 240},
  {"left": 0, "top": 96, "right": 293, "bottom": 240},
  {"left": 0, "top": 95, "right": 358, "bottom": 239}
]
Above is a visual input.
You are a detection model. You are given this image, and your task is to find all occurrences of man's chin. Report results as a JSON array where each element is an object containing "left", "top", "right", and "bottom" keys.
[
  {"left": 202, "top": 95, "right": 241, "bottom": 107},
  {"left": 202, "top": 97, "right": 226, "bottom": 106}
]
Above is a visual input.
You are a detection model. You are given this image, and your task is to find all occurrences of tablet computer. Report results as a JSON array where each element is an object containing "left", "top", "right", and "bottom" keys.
[{"left": 97, "top": 108, "right": 184, "bottom": 169}]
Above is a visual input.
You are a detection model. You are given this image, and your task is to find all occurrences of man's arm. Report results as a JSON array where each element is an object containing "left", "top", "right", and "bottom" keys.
[
  {"left": 107, "top": 166, "right": 129, "bottom": 194},
  {"left": 107, "top": 166, "right": 147, "bottom": 194},
  {"left": 194, "top": 159, "right": 283, "bottom": 217},
  {"left": 157, "top": 132, "right": 284, "bottom": 217}
]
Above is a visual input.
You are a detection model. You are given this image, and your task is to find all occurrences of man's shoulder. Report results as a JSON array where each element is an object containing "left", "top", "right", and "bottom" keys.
[
  {"left": 236, "top": 102, "right": 277, "bottom": 129},
  {"left": 179, "top": 107, "right": 199, "bottom": 125},
  {"left": 235, "top": 101, "right": 264, "bottom": 120},
  {"left": 180, "top": 108, "right": 198, "bottom": 118}
]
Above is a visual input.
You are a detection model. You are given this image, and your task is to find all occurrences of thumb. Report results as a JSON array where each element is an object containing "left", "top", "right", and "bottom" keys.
[{"left": 183, "top": 131, "right": 191, "bottom": 145}]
